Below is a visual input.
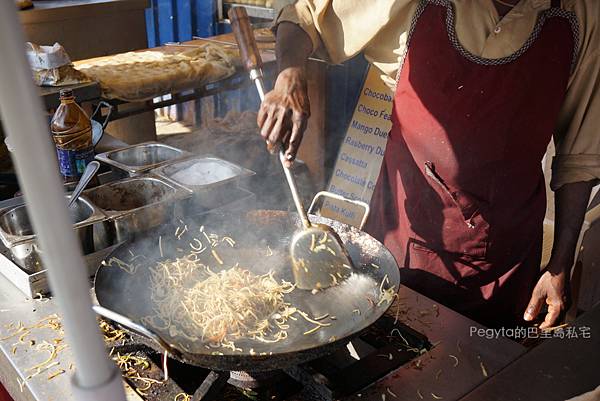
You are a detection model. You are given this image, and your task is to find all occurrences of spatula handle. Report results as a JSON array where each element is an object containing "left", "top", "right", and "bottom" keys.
[
  {"left": 279, "top": 151, "right": 311, "bottom": 228},
  {"left": 229, "top": 6, "right": 267, "bottom": 104},
  {"left": 228, "top": 6, "right": 263, "bottom": 73},
  {"left": 229, "top": 5, "right": 311, "bottom": 229}
]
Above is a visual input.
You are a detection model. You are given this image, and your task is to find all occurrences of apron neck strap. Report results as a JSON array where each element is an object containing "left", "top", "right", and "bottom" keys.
[{"left": 551, "top": 0, "right": 561, "bottom": 9}]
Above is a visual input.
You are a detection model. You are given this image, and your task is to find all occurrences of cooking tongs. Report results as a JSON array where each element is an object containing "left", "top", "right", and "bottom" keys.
[{"left": 229, "top": 7, "right": 365, "bottom": 291}]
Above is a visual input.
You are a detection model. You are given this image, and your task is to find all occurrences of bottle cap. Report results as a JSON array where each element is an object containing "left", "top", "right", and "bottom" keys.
[{"left": 59, "top": 89, "right": 74, "bottom": 100}]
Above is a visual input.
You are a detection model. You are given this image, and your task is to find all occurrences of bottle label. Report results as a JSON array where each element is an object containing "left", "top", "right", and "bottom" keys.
[{"left": 56, "top": 146, "right": 94, "bottom": 178}]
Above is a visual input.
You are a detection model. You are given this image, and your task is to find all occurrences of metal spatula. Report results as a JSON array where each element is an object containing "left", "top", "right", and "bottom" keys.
[
  {"left": 229, "top": 6, "right": 354, "bottom": 290},
  {"left": 277, "top": 150, "right": 354, "bottom": 290}
]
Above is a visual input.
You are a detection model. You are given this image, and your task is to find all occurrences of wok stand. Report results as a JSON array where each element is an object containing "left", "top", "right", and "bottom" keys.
[
  {"left": 192, "top": 371, "right": 229, "bottom": 401},
  {"left": 101, "top": 310, "right": 429, "bottom": 401}
]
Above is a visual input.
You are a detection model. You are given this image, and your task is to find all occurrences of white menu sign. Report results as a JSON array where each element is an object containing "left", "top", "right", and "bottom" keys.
[{"left": 320, "top": 66, "right": 393, "bottom": 227}]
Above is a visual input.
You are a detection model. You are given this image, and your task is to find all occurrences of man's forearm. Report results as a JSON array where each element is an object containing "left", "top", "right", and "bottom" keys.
[
  {"left": 275, "top": 22, "right": 313, "bottom": 72},
  {"left": 549, "top": 180, "right": 595, "bottom": 272},
  {"left": 524, "top": 180, "right": 595, "bottom": 326}
]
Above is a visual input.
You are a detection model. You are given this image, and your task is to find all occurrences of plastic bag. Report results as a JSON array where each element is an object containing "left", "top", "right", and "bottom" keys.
[{"left": 26, "top": 42, "right": 90, "bottom": 86}]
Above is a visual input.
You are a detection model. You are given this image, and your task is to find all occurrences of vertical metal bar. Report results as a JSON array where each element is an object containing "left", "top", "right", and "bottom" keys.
[
  {"left": 194, "top": 92, "right": 203, "bottom": 128},
  {"left": 190, "top": 0, "right": 199, "bottom": 38},
  {"left": 145, "top": 5, "right": 157, "bottom": 47},
  {"left": 177, "top": 0, "right": 192, "bottom": 41},
  {"left": 0, "top": 3, "right": 125, "bottom": 400},
  {"left": 152, "top": 0, "right": 162, "bottom": 46},
  {"left": 171, "top": 0, "right": 180, "bottom": 42},
  {"left": 198, "top": 0, "right": 219, "bottom": 37}
]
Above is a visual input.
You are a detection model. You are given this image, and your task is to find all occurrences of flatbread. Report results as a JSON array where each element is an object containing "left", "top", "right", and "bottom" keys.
[{"left": 74, "top": 43, "right": 239, "bottom": 101}]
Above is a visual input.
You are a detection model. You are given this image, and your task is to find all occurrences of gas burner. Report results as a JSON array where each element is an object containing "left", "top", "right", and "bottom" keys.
[
  {"left": 116, "top": 315, "right": 429, "bottom": 401},
  {"left": 228, "top": 370, "right": 285, "bottom": 389}
]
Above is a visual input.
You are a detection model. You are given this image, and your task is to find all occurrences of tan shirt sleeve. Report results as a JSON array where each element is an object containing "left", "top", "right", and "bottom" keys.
[
  {"left": 275, "top": 0, "right": 416, "bottom": 65},
  {"left": 275, "top": 1, "right": 325, "bottom": 58},
  {"left": 552, "top": 1, "right": 600, "bottom": 191}
]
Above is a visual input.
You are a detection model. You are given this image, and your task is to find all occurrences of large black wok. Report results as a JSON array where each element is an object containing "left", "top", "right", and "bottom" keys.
[{"left": 93, "top": 207, "right": 400, "bottom": 371}]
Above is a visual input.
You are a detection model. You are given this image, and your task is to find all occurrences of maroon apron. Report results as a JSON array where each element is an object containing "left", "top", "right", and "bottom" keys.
[{"left": 367, "top": 0, "right": 577, "bottom": 328}]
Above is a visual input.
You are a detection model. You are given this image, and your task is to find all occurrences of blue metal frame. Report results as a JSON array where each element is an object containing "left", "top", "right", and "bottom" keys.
[{"left": 145, "top": 0, "right": 218, "bottom": 47}]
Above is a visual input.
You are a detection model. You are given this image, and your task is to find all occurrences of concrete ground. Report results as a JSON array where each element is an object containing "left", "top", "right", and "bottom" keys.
[{"left": 155, "top": 115, "right": 192, "bottom": 137}]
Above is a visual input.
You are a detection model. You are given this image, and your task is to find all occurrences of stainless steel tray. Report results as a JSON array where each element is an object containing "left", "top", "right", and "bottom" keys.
[
  {"left": 0, "top": 172, "right": 192, "bottom": 294},
  {"left": 83, "top": 175, "right": 192, "bottom": 243},
  {"left": 152, "top": 155, "right": 255, "bottom": 209},
  {"left": 152, "top": 155, "right": 254, "bottom": 188},
  {"left": 0, "top": 195, "right": 108, "bottom": 274},
  {"left": 0, "top": 195, "right": 108, "bottom": 273},
  {"left": 95, "top": 142, "right": 192, "bottom": 176},
  {"left": 0, "top": 242, "right": 117, "bottom": 297},
  {"left": 0, "top": 195, "right": 105, "bottom": 247}
]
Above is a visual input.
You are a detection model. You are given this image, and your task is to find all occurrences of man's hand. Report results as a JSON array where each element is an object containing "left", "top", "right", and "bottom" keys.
[
  {"left": 523, "top": 180, "right": 595, "bottom": 329},
  {"left": 260, "top": 21, "right": 313, "bottom": 167},
  {"left": 257, "top": 67, "right": 310, "bottom": 167},
  {"left": 524, "top": 266, "right": 569, "bottom": 329}
]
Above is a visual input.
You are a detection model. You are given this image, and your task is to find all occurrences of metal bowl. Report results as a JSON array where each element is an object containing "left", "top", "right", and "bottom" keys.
[
  {"left": 95, "top": 142, "right": 191, "bottom": 176},
  {"left": 83, "top": 175, "right": 191, "bottom": 243},
  {"left": 0, "top": 196, "right": 107, "bottom": 273}
]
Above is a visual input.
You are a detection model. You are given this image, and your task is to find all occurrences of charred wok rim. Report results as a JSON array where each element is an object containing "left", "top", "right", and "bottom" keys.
[{"left": 121, "top": 323, "right": 374, "bottom": 372}]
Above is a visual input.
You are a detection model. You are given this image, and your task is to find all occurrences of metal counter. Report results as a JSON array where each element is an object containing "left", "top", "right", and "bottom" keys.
[
  {"left": 459, "top": 303, "right": 600, "bottom": 401},
  {"left": 0, "top": 269, "right": 526, "bottom": 401},
  {"left": 330, "top": 292, "right": 527, "bottom": 401}
]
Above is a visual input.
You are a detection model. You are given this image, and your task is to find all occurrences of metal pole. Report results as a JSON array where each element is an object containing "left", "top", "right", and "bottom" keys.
[{"left": 0, "top": 4, "right": 125, "bottom": 400}]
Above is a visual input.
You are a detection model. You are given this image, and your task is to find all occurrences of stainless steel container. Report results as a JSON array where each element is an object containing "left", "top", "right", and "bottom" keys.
[
  {"left": 95, "top": 142, "right": 191, "bottom": 176},
  {"left": 83, "top": 175, "right": 191, "bottom": 243},
  {"left": 152, "top": 155, "right": 255, "bottom": 210},
  {"left": 0, "top": 195, "right": 107, "bottom": 273}
]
